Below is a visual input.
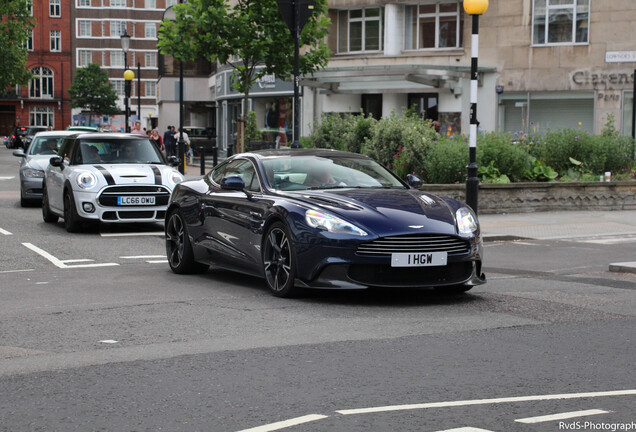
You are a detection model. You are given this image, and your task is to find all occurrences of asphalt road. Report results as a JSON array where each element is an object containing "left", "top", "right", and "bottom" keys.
[{"left": 1, "top": 147, "right": 635, "bottom": 432}]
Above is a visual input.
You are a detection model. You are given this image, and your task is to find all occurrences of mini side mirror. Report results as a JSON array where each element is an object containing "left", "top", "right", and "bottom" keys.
[
  {"left": 167, "top": 155, "right": 180, "bottom": 167},
  {"left": 407, "top": 173, "right": 423, "bottom": 188},
  {"left": 49, "top": 156, "right": 64, "bottom": 168},
  {"left": 12, "top": 150, "right": 26, "bottom": 158}
]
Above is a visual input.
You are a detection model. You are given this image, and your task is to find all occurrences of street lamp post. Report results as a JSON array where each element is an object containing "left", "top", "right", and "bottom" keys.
[
  {"left": 120, "top": 31, "right": 131, "bottom": 132},
  {"left": 463, "top": 0, "right": 489, "bottom": 215},
  {"left": 124, "top": 69, "right": 135, "bottom": 133}
]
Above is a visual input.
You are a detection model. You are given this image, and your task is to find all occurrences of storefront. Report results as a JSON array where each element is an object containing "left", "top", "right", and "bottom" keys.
[{"left": 214, "top": 68, "right": 296, "bottom": 155}]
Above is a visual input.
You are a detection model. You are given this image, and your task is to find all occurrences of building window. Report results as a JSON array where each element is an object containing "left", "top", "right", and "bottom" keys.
[
  {"left": 49, "top": 0, "right": 61, "bottom": 17},
  {"left": 404, "top": 1, "right": 463, "bottom": 50},
  {"left": 145, "top": 51, "right": 157, "bottom": 68},
  {"left": 533, "top": 0, "right": 589, "bottom": 45},
  {"left": 166, "top": 0, "right": 178, "bottom": 7},
  {"left": 79, "top": 50, "right": 92, "bottom": 67},
  {"left": 145, "top": 0, "right": 156, "bottom": 8},
  {"left": 29, "top": 67, "right": 54, "bottom": 99},
  {"left": 337, "top": 8, "right": 383, "bottom": 53},
  {"left": 145, "top": 81, "right": 156, "bottom": 97},
  {"left": 111, "top": 21, "right": 127, "bottom": 37},
  {"left": 78, "top": 20, "right": 92, "bottom": 37},
  {"left": 145, "top": 22, "right": 156, "bottom": 38},
  {"left": 27, "top": 30, "right": 34, "bottom": 51},
  {"left": 111, "top": 80, "right": 125, "bottom": 97},
  {"left": 78, "top": 0, "right": 91, "bottom": 6},
  {"left": 111, "top": 51, "right": 125, "bottom": 67},
  {"left": 50, "top": 30, "right": 61, "bottom": 52},
  {"left": 30, "top": 106, "right": 55, "bottom": 127},
  {"left": 110, "top": 0, "right": 125, "bottom": 7}
]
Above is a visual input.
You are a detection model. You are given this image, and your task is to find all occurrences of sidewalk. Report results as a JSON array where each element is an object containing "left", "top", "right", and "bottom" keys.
[{"left": 479, "top": 210, "right": 636, "bottom": 274}]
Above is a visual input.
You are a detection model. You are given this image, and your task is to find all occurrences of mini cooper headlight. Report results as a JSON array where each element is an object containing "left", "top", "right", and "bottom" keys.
[
  {"left": 76, "top": 171, "right": 98, "bottom": 189},
  {"left": 168, "top": 171, "right": 184, "bottom": 186},
  {"left": 305, "top": 209, "right": 368, "bottom": 236},
  {"left": 456, "top": 207, "right": 478, "bottom": 236},
  {"left": 22, "top": 168, "right": 44, "bottom": 178}
]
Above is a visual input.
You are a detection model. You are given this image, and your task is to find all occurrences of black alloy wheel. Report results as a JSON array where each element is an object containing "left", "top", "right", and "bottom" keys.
[
  {"left": 63, "top": 190, "right": 81, "bottom": 233},
  {"left": 42, "top": 184, "right": 59, "bottom": 223},
  {"left": 262, "top": 222, "right": 298, "bottom": 298},
  {"left": 165, "top": 209, "right": 208, "bottom": 274}
]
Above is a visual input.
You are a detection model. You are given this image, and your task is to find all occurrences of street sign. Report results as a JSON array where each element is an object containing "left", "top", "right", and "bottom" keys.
[{"left": 276, "top": 0, "right": 316, "bottom": 34}]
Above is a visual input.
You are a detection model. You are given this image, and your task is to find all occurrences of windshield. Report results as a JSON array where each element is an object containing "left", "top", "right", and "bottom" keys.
[
  {"left": 75, "top": 138, "right": 164, "bottom": 165},
  {"left": 28, "top": 135, "right": 66, "bottom": 155},
  {"left": 261, "top": 155, "right": 406, "bottom": 191}
]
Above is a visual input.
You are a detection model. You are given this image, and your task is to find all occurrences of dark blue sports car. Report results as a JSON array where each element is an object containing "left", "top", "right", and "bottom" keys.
[{"left": 165, "top": 149, "right": 485, "bottom": 297}]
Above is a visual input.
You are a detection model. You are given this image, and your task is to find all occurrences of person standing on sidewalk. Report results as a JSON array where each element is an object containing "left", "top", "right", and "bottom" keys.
[
  {"left": 173, "top": 127, "right": 192, "bottom": 165},
  {"left": 163, "top": 126, "right": 175, "bottom": 157}
]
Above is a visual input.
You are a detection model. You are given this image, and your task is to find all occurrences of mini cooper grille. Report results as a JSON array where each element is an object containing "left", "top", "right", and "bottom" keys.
[
  {"left": 357, "top": 234, "right": 470, "bottom": 256},
  {"left": 97, "top": 185, "right": 171, "bottom": 207}
]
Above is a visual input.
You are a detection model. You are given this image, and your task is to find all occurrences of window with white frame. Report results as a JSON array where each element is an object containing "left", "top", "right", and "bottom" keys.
[
  {"left": 27, "top": 30, "right": 33, "bottom": 51},
  {"left": 337, "top": 8, "right": 383, "bottom": 53},
  {"left": 111, "top": 51, "right": 125, "bottom": 67},
  {"left": 78, "top": 0, "right": 91, "bottom": 6},
  {"left": 404, "top": 1, "right": 463, "bottom": 50},
  {"left": 111, "top": 21, "right": 127, "bottom": 37},
  {"left": 145, "top": 81, "right": 156, "bottom": 97},
  {"left": 145, "top": 0, "right": 156, "bottom": 8},
  {"left": 50, "top": 30, "right": 61, "bottom": 52},
  {"left": 29, "top": 67, "right": 54, "bottom": 99},
  {"left": 145, "top": 51, "right": 157, "bottom": 68},
  {"left": 533, "top": 0, "right": 589, "bottom": 45},
  {"left": 145, "top": 22, "right": 156, "bottom": 38},
  {"left": 79, "top": 50, "right": 92, "bottom": 67},
  {"left": 50, "top": 0, "right": 61, "bottom": 17},
  {"left": 111, "top": 80, "right": 125, "bottom": 96},
  {"left": 110, "top": 0, "right": 125, "bottom": 7},
  {"left": 166, "top": 0, "right": 178, "bottom": 6},
  {"left": 78, "top": 20, "right": 92, "bottom": 37},
  {"left": 30, "top": 106, "right": 55, "bottom": 127}
]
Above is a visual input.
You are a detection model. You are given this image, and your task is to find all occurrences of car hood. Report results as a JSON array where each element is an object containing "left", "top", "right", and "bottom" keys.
[
  {"left": 285, "top": 188, "right": 461, "bottom": 236},
  {"left": 86, "top": 164, "right": 176, "bottom": 186},
  {"left": 25, "top": 155, "right": 55, "bottom": 171}
]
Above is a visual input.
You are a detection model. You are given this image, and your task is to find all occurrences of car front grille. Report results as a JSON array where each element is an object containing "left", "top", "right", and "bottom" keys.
[
  {"left": 357, "top": 234, "right": 470, "bottom": 256},
  {"left": 97, "top": 185, "right": 171, "bottom": 207},
  {"left": 348, "top": 262, "right": 474, "bottom": 287}
]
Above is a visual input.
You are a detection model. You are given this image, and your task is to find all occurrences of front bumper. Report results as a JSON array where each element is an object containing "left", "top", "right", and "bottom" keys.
[{"left": 20, "top": 176, "right": 44, "bottom": 200}]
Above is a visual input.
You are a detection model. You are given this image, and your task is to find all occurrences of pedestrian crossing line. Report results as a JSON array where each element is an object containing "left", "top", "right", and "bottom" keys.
[
  {"left": 0, "top": 227, "right": 12, "bottom": 235},
  {"left": 515, "top": 409, "right": 610, "bottom": 424}
]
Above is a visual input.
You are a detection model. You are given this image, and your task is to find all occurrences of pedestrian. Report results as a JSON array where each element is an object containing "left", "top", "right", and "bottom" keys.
[
  {"left": 150, "top": 129, "right": 165, "bottom": 156},
  {"left": 163, "top": 126, "right": 175, "bottom": 157},
  {"left": 173, "top": 127, "right": 191, "bottom": 164},
  {"left": 130, "top": 121, "right": 145, "bottom": 135}
]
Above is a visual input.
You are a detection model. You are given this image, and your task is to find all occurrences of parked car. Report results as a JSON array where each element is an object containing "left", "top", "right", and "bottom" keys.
[
  {"left": 7, "top": 126, "right": 48, "bottom": 149},
  {"left": 42, "top": 133, "right": 184, "bottom": 232},
  {"left": 13, "top": 130, "right": 80, "bottom": 207},
  {"left": 164, "top": 149, "right": 485, "bottom": 297}
]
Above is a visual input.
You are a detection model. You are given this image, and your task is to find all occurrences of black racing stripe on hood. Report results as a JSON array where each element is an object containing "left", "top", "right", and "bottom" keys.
[
  {"left": 95, "top": 165, "right": 115, "bottom": 185},
  {"left": 150, "top": 166, "right": 162, "bottom": 185}
]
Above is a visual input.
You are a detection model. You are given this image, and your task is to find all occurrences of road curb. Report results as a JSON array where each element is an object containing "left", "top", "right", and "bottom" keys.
[{"left": 608, "top": 262, "right": 636, "bottom": 274}]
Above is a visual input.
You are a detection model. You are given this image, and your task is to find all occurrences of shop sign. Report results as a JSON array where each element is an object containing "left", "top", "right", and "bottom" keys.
[
  {"left": 605, "top": 51, "right": 636, "bottom": 63},
  {"left": 572, "top": 70, "right": 635, "bottom": 89},
  {"left": 217, "top": 69, "right": 294, "bottom": 100}
]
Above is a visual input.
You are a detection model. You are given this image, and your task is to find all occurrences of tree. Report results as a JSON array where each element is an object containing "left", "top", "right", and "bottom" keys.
[
  {"left": 0, "top": 1, "right": 36, "bottom": 92},
  {"left": 158, "top": 0, "right": 330, "bottom": 152},
  {"left": 68, "top": 63, "right": 120, "bottom": 126}
]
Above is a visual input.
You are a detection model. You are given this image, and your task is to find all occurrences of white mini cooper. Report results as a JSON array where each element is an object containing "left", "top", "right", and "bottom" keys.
[{"left": 42, "top": 133, "right": 184, "bottom": 232}]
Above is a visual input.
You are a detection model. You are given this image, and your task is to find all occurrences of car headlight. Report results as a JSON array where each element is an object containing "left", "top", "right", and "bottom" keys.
[
  {"left": 456, "top": 207, "right": 478, "bottom": 236},
  {"left": 76, "top": 171, "right": 98, "bottom": 189},
  {"left": 22, "top": 168, "right": 44, "bottom": 178},
  {"left": 305, "top": 209, "right": 368, "bottom": 236},
  {"left": 168, "top": 171, "right": 184, "bottom": 186}
]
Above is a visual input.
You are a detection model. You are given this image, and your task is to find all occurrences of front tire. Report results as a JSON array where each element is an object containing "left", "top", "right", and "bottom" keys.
[
  {"left": 42, "top": 184, "right": 59, "bottom": 223},
  {"left": 63, "top": 190, "right": 82, "bottom": 233},
  {"left": 165, "top": 208, "right": 208, "bottom": 274},
  {"left": 262, "top": 222, "right": 298, "bottom": 298}
]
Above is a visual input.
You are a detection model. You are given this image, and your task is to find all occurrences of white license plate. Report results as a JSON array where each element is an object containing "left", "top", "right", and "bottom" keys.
[
  {"left": 391, "top": 252, "right": 447, "bottom": 267},
  {"left": 117, "top": 196, "right": 156, "bottom": 206}
]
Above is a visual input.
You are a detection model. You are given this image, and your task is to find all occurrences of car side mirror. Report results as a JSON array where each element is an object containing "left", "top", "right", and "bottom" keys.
[
  {"left": 407, "top": 173, "right": 423, "bottom": 188},
  {"left": 220, "top": 175, "right": 245, "bottom": 191},
  {"left": 167, "top": 155, "right": 180, "bottom": 167},
  {"left": 49, "top": 156, "right": 64, "bottom": 168},
  {"left": 12, "top": 150, "right": 26, "bottom": 158}
]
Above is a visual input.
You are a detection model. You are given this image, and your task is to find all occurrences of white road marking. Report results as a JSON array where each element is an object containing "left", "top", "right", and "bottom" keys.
[
  {"left": 120, "top": 255, "right": 165, "bottom": 259},
  {"left": 515, "top": 409, "right": 610, "bottom": 424},
  {"left": 0, "top": 227, "right": 12, "bottom": 235},
  {"left": 100, "top": 232, "right": 163, "bottom": 237},
  {"left": 435, "top": 428, "right": 493, "bottom": 432},
  {"left": 0, "top": 176, "right": 15, "bottom": 180},
  {"left": 0, "top": 269, "right": 34, "bottom": 274},
  {"left": 234, "top": 414, "right": 329, "bottom": 432},
  {"left": 22, "top": 243, "right": 119, "bottom": 269},
  {"left": 146, "top": 260, "right": 168, "bottom": 264},
  {"left": 336, "top": 389, "right": 636, "bottom": 415},
  {"left": 99, "top": 340, "right": 119, "bottom": 344},
  {"left": 60, "top": 259, "right": 94, "bottom": 263}
]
